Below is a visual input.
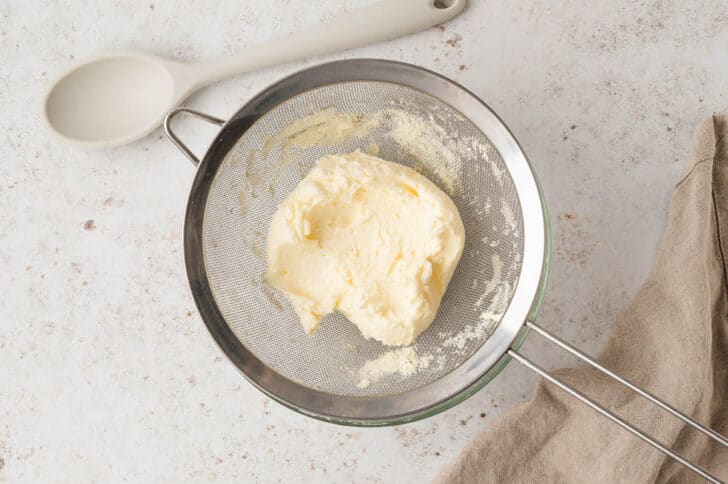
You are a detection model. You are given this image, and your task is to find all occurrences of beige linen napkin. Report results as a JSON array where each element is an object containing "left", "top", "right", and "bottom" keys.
[{"left": 435, "top": 116, "right": 728, "bottom": 483}]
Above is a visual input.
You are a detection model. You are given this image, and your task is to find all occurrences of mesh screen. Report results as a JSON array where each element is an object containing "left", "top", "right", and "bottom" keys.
[{"left": 202, "top": 81, "right": 523, "bottom": 397}]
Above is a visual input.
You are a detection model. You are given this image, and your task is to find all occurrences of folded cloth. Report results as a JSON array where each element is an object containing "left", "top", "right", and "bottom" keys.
[{"left": 435, "top": 116, "right": 728, "bottom": 483}]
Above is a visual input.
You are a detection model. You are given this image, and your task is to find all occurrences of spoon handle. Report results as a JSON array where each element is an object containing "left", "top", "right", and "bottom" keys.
[{"left": 189, "top": 0, "right": 466, "bottom": 86}]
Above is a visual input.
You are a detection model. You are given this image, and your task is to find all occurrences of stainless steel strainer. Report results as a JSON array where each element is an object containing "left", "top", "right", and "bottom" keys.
[{"left": 164, "top": 59, "right": 727, "bottom": 482}]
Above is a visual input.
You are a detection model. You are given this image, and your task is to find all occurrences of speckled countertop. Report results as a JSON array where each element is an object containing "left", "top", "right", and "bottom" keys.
[{"left": 2, "top": 1, "right": 727, "bottom": 482}]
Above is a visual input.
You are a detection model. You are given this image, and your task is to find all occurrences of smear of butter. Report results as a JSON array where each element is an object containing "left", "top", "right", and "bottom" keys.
[
  {"left": 265, "top": 107, "right": 381, "bottom": 152},
  {"left": 265, "top": 151, "right": 465, "bottom": 346}
]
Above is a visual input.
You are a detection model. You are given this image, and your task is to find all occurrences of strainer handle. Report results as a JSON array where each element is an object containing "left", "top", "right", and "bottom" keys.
[
  {"left": 508, "top": 321, "right": 727, "bottom": 483},
  {"left": 163, "top": 107, "right": 226, "bottom": 166}
]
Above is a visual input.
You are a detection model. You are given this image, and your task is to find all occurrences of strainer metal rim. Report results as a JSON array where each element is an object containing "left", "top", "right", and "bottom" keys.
[{"left": 182, "top": 59, "right": 549, "bottom": 426}]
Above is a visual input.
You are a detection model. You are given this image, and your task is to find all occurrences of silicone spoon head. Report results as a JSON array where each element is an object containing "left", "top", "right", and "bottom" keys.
[{"left": 43, "top": 51, "right": 181, "bottom": 148}]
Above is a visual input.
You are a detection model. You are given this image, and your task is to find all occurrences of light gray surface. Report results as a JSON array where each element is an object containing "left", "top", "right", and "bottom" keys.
[{"left": 1, "top": 1, "right": 726, "bottom": 482}]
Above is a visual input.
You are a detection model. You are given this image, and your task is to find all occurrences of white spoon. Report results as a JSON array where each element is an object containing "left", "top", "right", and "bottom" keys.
[{"left": 42, "top": 0, "right": 466, "bottom": 149}]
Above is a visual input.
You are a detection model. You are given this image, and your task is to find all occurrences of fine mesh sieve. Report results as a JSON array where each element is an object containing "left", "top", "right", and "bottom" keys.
[
  {"left": 166, "top": 60, "right": 728, "bottom": 481},
  {"left": 203, "top": 81, "right": 523, "bottom": 398},
  {"left": 168, "top": 60, "right": 547, "bottom": 424}
]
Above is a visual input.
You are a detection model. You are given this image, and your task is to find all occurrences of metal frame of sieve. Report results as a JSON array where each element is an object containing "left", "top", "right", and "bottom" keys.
[{"left": 165, "top": 60, "right": 727, "bottom": 483}]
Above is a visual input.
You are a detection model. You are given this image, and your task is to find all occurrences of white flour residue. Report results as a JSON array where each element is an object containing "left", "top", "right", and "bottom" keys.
[
  {"left": 385, "top": 109, "right": 464, "bottom": 194},
  {"left": 475, "top": 254, "right": 504, "bottom": 308},
  {"left": 357, "top": 347, "right": 433, "bottom": 388},
  {"left": 501, "top": 204, "right": 518, "bottom": 236},
  {"left": 475, "top": 142, "right": 506, "bottom": 186},
  {"left": 436, "top": 252, "right": 513, "bottom": 355},
  {"left": 486, "top": 282, "right": 511, "bottom": 314},
  {"left": 479, "top": 309, "right": 504, "bottom": 333},
  {"left": 437, "top": 308, "right": 506, "bottom": 355},
  {"left": 261, "top": 106, "right": 491, "bottom": 197},
  {"left": 442, "top": 324, "right": 485, "bottom": 351}
]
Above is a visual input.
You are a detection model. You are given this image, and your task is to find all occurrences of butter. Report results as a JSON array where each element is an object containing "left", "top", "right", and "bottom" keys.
[{"left": 265, "top": 151, "right": 465, "bottom": 346}]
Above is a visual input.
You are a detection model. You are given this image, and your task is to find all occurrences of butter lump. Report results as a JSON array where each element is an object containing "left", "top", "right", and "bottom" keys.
[{"left": 265, "top": 151, "right": 465, "bottom": 346}]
